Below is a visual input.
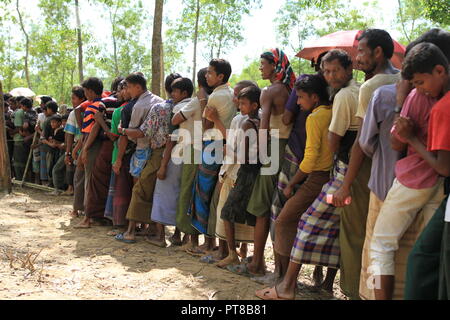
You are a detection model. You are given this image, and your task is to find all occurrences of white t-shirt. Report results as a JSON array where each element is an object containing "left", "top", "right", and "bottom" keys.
[
  {"left": 178, "top": 97, "right": 203, "bottom": 150},
  {"left": 202, "top": 84, "right": 236, "bottom": 141}
]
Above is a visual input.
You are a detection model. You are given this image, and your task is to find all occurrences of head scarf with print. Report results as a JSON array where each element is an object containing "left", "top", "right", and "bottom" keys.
[{"left": 261, "top": 48, "right": 296, "bottom": 91}]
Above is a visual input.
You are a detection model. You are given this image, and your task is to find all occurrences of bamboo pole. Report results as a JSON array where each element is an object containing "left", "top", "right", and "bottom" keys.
[{"left": 0, "top": 80, "right": 13, "bottom": 193}]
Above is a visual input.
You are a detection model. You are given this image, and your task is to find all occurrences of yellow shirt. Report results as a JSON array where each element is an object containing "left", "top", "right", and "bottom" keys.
[{"left": 299, "top": 105, "right": 334, "bottom": 174}]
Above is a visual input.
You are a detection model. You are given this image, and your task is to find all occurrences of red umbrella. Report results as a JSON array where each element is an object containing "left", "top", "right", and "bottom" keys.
[{"left": 297, "top": 30, "right": 406, "bottom": 70}]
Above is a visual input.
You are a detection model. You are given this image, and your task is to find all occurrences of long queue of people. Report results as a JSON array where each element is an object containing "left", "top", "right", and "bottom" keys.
[{"left": 3, "top": 27, "right": 450, "bottom": 300}]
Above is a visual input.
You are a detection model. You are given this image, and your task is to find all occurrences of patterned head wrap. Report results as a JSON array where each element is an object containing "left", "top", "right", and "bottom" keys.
[{"left": 261, "top": 48, "right": 296, "bottom": 91}]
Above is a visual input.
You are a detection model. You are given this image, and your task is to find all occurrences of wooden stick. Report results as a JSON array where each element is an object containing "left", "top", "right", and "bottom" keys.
[
  {"left": 12, "top": 180, "right": 55, "bottom": 192},
  {"left": 21, "top": 131, "right": 38, "bottom": 187}
]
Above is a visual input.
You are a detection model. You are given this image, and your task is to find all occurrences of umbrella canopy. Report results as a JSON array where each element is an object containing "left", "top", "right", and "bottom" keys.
[
  {"left": 297, "top": 30, "right": 406, "bottom": 70},
  {"left": 9, "top": 87, "right": 36, "bottom": 98}
]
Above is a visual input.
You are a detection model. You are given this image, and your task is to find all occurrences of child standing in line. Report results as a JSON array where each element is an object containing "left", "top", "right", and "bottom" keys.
[{"left": 217, "top": 86, "right": 262, "bottom": 268}]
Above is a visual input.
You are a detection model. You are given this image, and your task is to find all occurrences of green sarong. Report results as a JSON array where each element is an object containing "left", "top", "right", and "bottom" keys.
[
  {"left": 176, "top": 145, "right": 200, "bottom": 235},
  {"left": 339, "top": 156, "right": 371, "bottom": 300},
  {"left": 247, "top": 138, "right": 288, "bottom": 218},
  {"left": 404, "top": 197, "right": 447, "bottom": 300},
  {"left": 439, "top": 219, "right": 450, "bottom": 300}
]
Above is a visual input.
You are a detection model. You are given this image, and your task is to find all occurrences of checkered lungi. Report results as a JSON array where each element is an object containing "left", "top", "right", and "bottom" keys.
[{"left": 290, "top": 159, "right": 348, "bottom": 269}]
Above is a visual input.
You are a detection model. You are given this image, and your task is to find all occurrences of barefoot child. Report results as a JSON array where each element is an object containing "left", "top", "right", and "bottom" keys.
[
  {"left": 256, "top": 73, "right": 333, "bottom": 300},
  {"left": 217, "top": 85, "right": 261, "bottom": 268}
]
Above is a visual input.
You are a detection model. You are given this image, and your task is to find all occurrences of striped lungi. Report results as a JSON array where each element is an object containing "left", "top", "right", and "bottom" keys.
[
  {"left": 189, "top": 140, "right": 222, "bottom": 234},
  {"left": 290, "top": 160, "right": 347, "bottom": 268}
]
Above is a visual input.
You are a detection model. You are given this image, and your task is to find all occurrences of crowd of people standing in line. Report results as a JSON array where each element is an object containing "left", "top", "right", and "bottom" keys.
[{"left": 3, "top": 27, "right": 450, "bottom": 300}]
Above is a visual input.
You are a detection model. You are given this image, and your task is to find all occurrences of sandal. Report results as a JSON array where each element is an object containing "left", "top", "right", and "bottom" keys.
[
  {"left": 255, "top": 287, "right": 294, "bottom": 300},
  {"left": 115, "top": 233, "right": 136, "bottom": 244}
]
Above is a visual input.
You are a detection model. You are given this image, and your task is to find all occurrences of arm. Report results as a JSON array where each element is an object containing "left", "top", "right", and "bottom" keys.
[
  {"left": 157, "top": 140, "right": 175, "bottom": 180},
  {"left": 65, "top": 132, "right": 75, "bottom": 165},
  {"left": 204, "top": 106, "right": 226, "bottom": 139},
  {"left": 397, "top": 117, "right": 450, "bottom": 177},
  {"left": 123, "top": 128, "right": 144, "bottom": 139},
  {"left": 282, "top": 110, "right": 295, "bottom": 126},
  {"left": 80, "top": 123, "right": 100, "bottom": 165},
  {"left": 172, "top": 112, "right": 187, "bottom": 126},
  {"left": 259, "top": 87, "right": 272, "bottom": 131},
  {"left": 332, "top": 129, "right": 366, "bottom": 207},
  {"left": 112, "top": 135, "right": 129, "bottom": 174},
  {"left": 75, "top": 105, "right": 84, "bottom": 130},
  {"left": 328, "top": 132, "right": 343, "bottom": 154}
]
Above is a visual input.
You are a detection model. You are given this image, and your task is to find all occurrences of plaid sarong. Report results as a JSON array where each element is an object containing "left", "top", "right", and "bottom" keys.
[{"left": 290, "top": 159, "right": 348, "bottom": 269}]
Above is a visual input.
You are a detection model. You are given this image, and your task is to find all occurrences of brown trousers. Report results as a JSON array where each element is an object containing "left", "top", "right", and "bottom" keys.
[{"left": 274, "top": 170, "right": 330, "bottom": 257}]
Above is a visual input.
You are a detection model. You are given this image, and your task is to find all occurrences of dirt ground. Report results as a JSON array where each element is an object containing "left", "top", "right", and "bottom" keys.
[{"left": 0, "top": 187, "right": 347, "bottom": 300}]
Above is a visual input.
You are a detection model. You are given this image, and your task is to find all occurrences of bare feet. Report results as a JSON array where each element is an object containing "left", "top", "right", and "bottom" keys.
[
  {"left": 74, "top": 217, "right": 90, "bottom": 229},
  {"left": 145, "top": 236, "right": 167, "bottom": 248},
  {"left": 313, "top": 266, "right": 324, "bottom": 287},
  {"left": 216, "top": 253, "right": 240, "bottom": 269},
  {"left": 246, "top": 261, "right": 266, "bottom": 276},
  {"left": 69, "top": 210, "right": 79, "bottom": 219},
  {"left": 237, "top": 244, "right": 248, "bottom": 259}
]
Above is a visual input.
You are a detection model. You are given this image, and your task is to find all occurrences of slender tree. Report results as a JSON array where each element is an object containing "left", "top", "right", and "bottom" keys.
[
  {"left": 192, "top": 0, "right": 200, "bottom": 85},
  {"left": 152, "top": 0, "right": 163, "bottom": 96},
  {"left": 75, "top": 0, "right": 84, "bottom": 82},
  {"left": 15, "top": 0, "right": 31, "bottom": 89},
  {"left": 0, "top": 81, "right": 12, "bottom": 193}
]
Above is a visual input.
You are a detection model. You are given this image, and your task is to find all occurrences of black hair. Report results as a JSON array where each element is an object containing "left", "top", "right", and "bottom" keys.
[
  {"left": 111, "top": 76, "right": 125, "bottom": 92},
  {"left": 321, "top": 49, "right": 353, "bottom": 69},
  {"left": 197, "top": 68, "right": 214, "bottom": 94},
  {"left": 164, "top": 73, "right": 182, "bottom": 94},
  {"left": 294, "top": 74, "right": 329, "bottom": 103},
  {"left": 3, "top": 93, "right": 12, "bottom": 102},
  {"left": 406, "top": 28, "right": 450, "bottom": 61},
  {"left": 312, "top": 51, "right": 330, "bottom": 72},
  {"left": 81, "top": 77, "right": 104, "bottom": 95},
  {"left": 236, "top": 80, "right": 258, "bottom": 89},
  {"left": 402, "top": 42, "right": 449, "bottom": 81},
  {"left": 71, "top": 86, "right": 86, "bottom": 100},
  {"left": 62, "top": 114, "right": 69, "bottom": 121},
  {"left": 171, "top": 78, "right": 194, "bottom": 98},
  {"left": 358, "top": 29, "right": 394, "bottom": 59},
  {"left": 15, "top": 96, "right": 25, "bottom": 103},
  {"left": 49, "top": 114, "right": 62, "bottom": 123},
  {"left": 125, "top": 73, "right": 147, "bottom": 91},
  {"left": 209, "top": 59, "right": 232, "bottom": 83},
  {"left": 238, "top": 85, "right": 261, "bottom": 106},
  {"left": 40, "top": 96, "right": 53, "bottom": 105},
  {"left": 44, "top": 101, "right": 59, "bottom": 114},
  {"left": 118, "top": 80, "right": 127, "bottom": 91},
  {"left": 19, "top": 97, "right": 33, "bottom": 109}
]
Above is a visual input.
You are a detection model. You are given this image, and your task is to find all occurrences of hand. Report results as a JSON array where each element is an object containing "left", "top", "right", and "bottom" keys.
[
  {"left": 73, "top": 151, "right": 79, "bottom": 161},
  {"left": 332, "top": 185, "right": 351, "bottom": 207},
  {"left": 395, "top": 117, "right": 415, "bottom": 141},
  {"left": 157, "top": 165, "right": 167, "bottom": 180},
  {"left": 112, "top": 158, "right": 122, "bottom": 175},
  {"left": 204, "top": 106, "right": 218, "bottom": 122},
  {"left": 283, "top": 184, "right": 294, "bottom": 200},
  {"left": 64, "top": 155, "right": 72, "bottom": 166}
]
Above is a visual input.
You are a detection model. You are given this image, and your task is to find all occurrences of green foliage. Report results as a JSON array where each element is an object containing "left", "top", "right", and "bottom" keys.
[
  {"left": 229, "top": 58, "right": 270, "bottom": 88},
  {"left": 397, "top": 0, "right": 449, "bottom": 44},
  {"left": 420, "top": 0, "right": 450, "bottom": 25}
]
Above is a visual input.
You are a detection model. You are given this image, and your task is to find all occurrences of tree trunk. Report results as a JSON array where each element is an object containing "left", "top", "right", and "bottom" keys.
[
  {"left": 16, "top": 0, "right": 32, "bottom": 89},
  {"left": 160, "top": 43, "right": 165, "bottom": 99},
  {"left": 110, "top": 7, "right": 120, "bottom": 76},
  {"left": 151, "top": 0, "right": 164, "bottom": 96},
  {"left": 75, "top": 0, "right": 84, "bottom": 83},
  {"left": 192, "top": 0, "right": 200, "bottom": 87},
  {"left": 0, "top": 81, "right": 12, "bottom": 193}
]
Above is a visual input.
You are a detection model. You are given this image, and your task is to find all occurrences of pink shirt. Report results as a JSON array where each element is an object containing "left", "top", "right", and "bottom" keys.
[{"left": 394, "top": 89, "right": 438, "bottom": 189}]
